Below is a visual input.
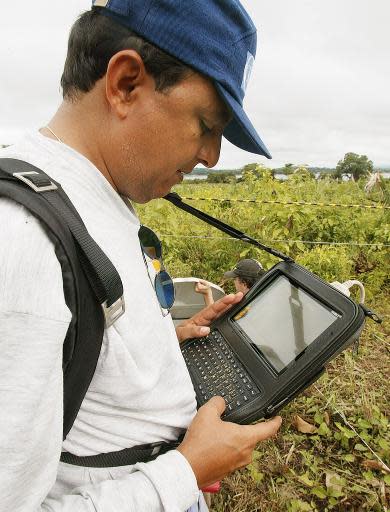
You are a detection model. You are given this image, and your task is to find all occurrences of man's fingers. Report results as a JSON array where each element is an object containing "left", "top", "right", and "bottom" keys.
[
  {"left": 187, "top": 325, "right": 210, "bottom": 339},
  {"left": 196, "top": 293, "right": 244, "bottom": 323},
  {"left": 202, "top": 396, "right": 226, "bottom": 417},
  {"left": 176, "top": 325, "right": 210, "bottom": 343},
  {"left": 179, "top": 292, "right": 244, "bottom": 335},
  {"left": 247, "top": 416, "right": 282, "bottom": 442},
  {"left": 213, "top": 293, "right": 243, "bottom": 313}
]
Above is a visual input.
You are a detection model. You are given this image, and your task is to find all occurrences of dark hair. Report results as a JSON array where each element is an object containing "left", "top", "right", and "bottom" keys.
[
  {"left": 237, "top": 276, "right": 258, "bottom": 289},
  {"left": 61, "top": 9, "right": 192, "bottom": 101}
]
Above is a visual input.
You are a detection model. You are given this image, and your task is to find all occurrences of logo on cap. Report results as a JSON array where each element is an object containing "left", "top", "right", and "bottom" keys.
[
  {"left": 93, "top": 0, "right": 109, "bottom": 6},
  {"left": 241, "top": 51, "right": 255, "bottom": 94}
]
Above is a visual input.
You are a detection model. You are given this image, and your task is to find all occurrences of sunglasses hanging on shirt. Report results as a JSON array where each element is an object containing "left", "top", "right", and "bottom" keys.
[{"left": 138, "top": 225, "right": 175, "bottom": 312}]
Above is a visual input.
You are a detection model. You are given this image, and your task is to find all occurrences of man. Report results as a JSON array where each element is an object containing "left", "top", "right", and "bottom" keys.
[
  {"left": 0, "top": 2, "right": 281, "bottom": 511},
  {"left": 224, "top": 259, "right": 266, "bottom": 294}
]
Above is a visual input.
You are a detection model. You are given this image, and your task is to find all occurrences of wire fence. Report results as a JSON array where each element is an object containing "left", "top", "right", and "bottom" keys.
[
  {"left": 159, "top": 233, "right": 390, "bottom": 248},
  {"left": 179, "top": 196, "right": 390, "bottom": 210}
]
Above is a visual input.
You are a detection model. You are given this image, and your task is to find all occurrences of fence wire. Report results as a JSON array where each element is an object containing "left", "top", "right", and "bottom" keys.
[
  {"left": 179, "top": 196, "right": 390, "bottom": 210},
  {"left": 159, "top": 233, "right": 389, "bottom": 248}
]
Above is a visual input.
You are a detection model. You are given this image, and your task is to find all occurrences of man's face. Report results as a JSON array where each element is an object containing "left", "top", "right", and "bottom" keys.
[{"left": 105, "top": 72, "right": 231, "bottom": 203}]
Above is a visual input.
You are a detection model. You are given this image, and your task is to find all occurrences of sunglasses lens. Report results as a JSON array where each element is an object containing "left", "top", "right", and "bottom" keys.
[
  {"left": 138, "top": 226, "right": 162, "bottom": 260},
  {"left": 155, "top": 270, "right": 175, "bottom": 310}
]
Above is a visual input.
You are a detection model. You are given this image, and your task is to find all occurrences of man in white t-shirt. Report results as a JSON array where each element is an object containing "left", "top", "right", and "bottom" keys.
[{"left": 0, "top": 2, "right": 282, "bottom": 511}]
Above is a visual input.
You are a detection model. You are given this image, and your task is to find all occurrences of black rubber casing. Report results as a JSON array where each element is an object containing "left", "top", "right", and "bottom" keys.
[{"left": 181, "top": 261, "right": 366, "bottom": 424}]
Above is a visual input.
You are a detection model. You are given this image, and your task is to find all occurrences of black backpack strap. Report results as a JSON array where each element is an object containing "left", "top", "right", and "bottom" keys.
[
  {"left": 0, "top": 158, "right": 125, "bottom": 326},
  {"left": 60, "top": 437, "right": 183, "bottom": 468},
  {"left": 0, "top": 158, "right": 124, "bottom": 438},
  {"left": 164, "top": 192, "right": 294, "bottom": 262}
]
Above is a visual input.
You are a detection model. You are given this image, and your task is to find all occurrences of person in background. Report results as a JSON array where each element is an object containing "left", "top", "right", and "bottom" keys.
[
  {"left": 223, "top": 258, "right": 265, "bottom": 294},
  {"left": 196, "top": 259, "right": 265, "bottom": 305}
]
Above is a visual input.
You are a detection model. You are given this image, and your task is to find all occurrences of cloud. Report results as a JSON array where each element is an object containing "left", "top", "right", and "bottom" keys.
[{"left": 0, "top": 0, "right": 389, "bottom": 168}]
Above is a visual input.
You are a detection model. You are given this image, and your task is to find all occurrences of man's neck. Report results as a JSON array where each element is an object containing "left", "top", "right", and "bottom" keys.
[{"left": 43, "top": 99, "right": 118, "bottom": 192}]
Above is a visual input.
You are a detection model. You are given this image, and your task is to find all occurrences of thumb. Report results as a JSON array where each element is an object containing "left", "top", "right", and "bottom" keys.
[
  {"left": 178, "top": 325, "right": 210, "bottom": 342},
  {"left": 248, "top": 416, "right": 282, "bottom": 442},
  {"left": 202, "top": 395, "right": 226, "bottom": 417}
]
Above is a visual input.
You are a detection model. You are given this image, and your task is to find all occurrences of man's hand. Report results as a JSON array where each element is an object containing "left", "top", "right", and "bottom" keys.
[
  {"left": 175, "top": 292, "right": 243, "bottom": 343},
  {"left": 177, "top": 397, "right": 282, "bottom": 489}
]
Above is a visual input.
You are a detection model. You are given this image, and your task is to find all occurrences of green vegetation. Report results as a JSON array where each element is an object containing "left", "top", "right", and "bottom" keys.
[
  {"left": 137, "top": 167, "right": 389, "bottom": 511},
  {"left": 207, "top": 171, "right": 237, "bottom": 184}
]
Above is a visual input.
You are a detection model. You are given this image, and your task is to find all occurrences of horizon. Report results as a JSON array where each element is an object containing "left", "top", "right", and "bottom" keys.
[{"left": 193, "top": 164, "right": 390, "bottom": 173}]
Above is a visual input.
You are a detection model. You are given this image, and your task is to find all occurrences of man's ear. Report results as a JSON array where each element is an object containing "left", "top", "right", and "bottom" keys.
[{"left": 105, "top": 49, "right": 150, "bottom": 119}]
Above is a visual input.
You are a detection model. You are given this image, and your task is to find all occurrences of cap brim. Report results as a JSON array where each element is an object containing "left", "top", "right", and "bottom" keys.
[
  {"left": 223, "top": 270, "right": 237, "bottom": 279},
  {"left": 215, "top": 83, "right": 272, "bottom": 159}
]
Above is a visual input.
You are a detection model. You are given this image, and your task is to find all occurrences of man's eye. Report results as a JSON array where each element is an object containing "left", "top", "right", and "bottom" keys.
[{"left": 200, "top": 120, "right": 212, "bottom": 135}]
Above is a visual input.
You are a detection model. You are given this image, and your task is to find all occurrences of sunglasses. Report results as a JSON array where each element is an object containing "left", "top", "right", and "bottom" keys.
[{"left": 138, "top": 225, "right": 175, "bottom": 312}]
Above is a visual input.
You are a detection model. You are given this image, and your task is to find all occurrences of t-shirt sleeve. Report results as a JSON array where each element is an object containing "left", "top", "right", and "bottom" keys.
[{"left": 43, "top": 451, "right": 199, "bottom": 511}]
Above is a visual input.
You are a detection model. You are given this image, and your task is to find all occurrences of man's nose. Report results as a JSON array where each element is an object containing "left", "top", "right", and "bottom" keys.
[{"left": 197, "top": 134, "right": 222, "bottom": 169}]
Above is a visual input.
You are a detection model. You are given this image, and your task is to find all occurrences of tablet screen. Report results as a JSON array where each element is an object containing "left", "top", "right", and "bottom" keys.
[{"left": 233, "top": 275, "right": 339, "bottom": 372}]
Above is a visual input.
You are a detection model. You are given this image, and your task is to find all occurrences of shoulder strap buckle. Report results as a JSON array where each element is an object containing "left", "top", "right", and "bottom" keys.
[
  {"left": 102, "top": 296, "right": 125, "bottom": 328},
  {"left": 13, "top": 171, "right": 58, "bottom": 193}
]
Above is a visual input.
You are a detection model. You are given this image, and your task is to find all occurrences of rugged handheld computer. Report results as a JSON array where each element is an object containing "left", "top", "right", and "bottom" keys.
[
  {"left": 164, "top": 193, "right": 379, "bottom": 424},
  {"left": 181, "top": 261, "right": 366, "bottom": 423}
]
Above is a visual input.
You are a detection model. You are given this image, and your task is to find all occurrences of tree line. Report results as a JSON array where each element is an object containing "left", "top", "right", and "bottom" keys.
[{"left": 203, "top": 152, "right": 383, "bottom": 184}]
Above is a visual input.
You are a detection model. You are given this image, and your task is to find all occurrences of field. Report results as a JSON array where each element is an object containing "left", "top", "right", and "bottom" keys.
[{"left": 137, "top": 169, "right": 389, "bottom": 512}]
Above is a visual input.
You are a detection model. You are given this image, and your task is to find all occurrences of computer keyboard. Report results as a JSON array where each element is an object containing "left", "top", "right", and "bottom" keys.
[{"left": 182, "top": 330, "right": 261, "bottom": 413}]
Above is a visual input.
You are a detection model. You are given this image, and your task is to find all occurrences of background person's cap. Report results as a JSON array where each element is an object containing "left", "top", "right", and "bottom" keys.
[
  {"left": 223, "top": 259, "right": 265, "bottom": 280},
  {"left": 92, "top": 0, "right": 272, "bottom": 159}
]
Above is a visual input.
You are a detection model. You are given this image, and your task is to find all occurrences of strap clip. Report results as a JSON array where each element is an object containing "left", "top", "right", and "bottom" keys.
[
  {"left": 360, "top": 304, "right": 382, "bottom": 324},
  {"left": 102, "top": 296, "right": 125, "bottom": 328},
  {"left": 13, "top": 171, "right": 58, "bottom": 193}
]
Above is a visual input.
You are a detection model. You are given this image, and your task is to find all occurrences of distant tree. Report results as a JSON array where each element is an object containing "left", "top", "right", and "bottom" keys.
[
  {"left": 334, "top": 152, "right": 373, "bottom": 181},
  {"left": 207, "top": 172, "right": 236, "bottom": 184},
  {"left": 282, "top": 163, "right": 295, "bottom": 175}
]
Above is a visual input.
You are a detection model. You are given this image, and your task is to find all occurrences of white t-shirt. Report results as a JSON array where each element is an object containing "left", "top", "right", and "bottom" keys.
[{"left": 0, "top": 131, "right": 200, "bottom": 511}]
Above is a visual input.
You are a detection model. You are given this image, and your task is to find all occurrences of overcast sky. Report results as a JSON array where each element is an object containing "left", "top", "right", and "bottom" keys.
[{"left": 0, "top": 1, "right": 389, "bottom": 169}]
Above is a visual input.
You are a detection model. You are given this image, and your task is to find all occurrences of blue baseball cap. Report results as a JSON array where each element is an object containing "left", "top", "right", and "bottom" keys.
[{"left": 92, "top": 0, "right": 272, "bottom": 159}]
